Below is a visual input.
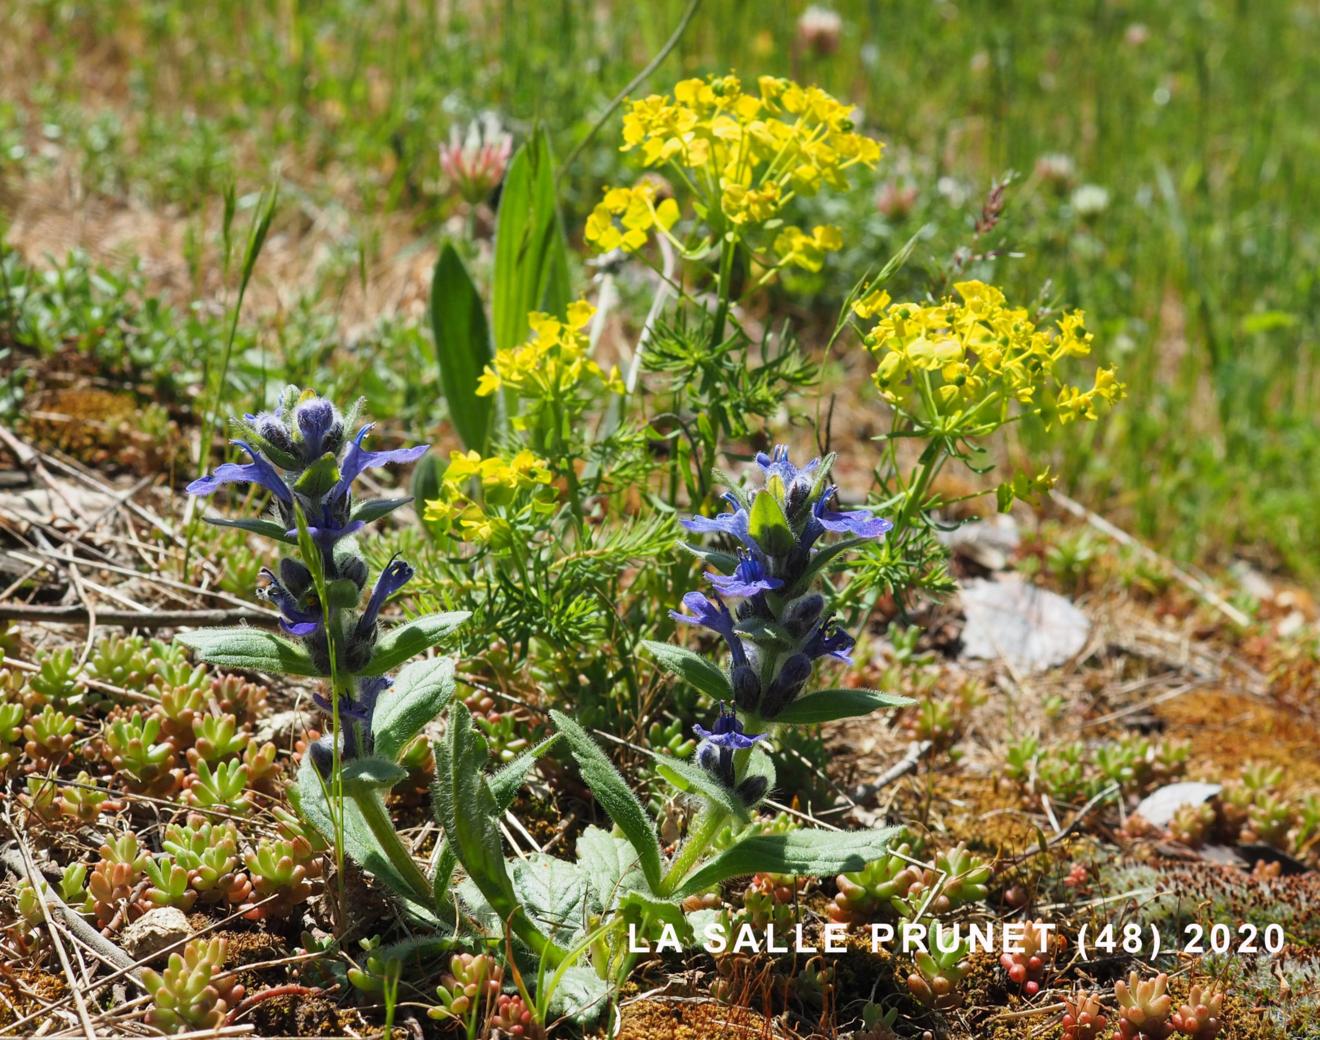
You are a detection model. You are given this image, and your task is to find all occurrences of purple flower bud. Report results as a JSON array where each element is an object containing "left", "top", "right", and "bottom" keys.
[
  {"left": 732, "top": 665, "right": 762, "bottom": 713},
  {"left": 761, "top": 652, "right": 812, "bottom": 719},
  {"left": 782, "top": 593, "right": 825, "bottom": 638}
]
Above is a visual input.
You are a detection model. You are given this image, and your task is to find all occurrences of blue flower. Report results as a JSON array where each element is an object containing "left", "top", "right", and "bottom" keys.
[
  {"left": 310, "top": 675, "right": 392, "bottom": 773},
  {"left": 706, "top": 553, "right": 782, "bottom": 598},
  {"left": 257, "top": 567, "right": 323, "bottom": 637},
  {"left": 354, "top": 556, "right": 415, "bottom": 641},
  {"left": 293, "top": 397, "right": 344, "bottom": 460},
  {"left": 670, "top": 591, "right": 749, "bottom": 668},
  {"left": 679, "top": 493, "right": 752, "bottom": 547},
  {"left": 804, "top": 619, "right": 855, "bottom": 663},
  {"left": 331, "top": 424, "right": 429, "bottom": 503},
  {"left": 813, "top": 486, "right": 894, "bottom": 539},
  {"left": 692, "top": 704, "right": 769, "bottom": 750},
  {"left": 755, "top": 445, "right": 821, "bottom": 511},
  {"left": 187, "top": 441, "right": 292, "bottom": 505}
]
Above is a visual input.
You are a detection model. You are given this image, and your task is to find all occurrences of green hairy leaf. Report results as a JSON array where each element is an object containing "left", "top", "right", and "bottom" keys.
[
  {"left": 295, "top": 758, "right": 440, "bottom": 924},
  {"left": 340, "top": 756, "right": 409, "bottom": 792},
  {"left": 676, "top": 827, "right": 903, "bottom": 896},
  {"left": 511, "top": 853, "right": 591, "bottom": 945},
  {"left": 651, "top": 753, "right": 749, "bottom": 824},
  {"left": 639, "top": 640, "right": 732, "bottom": 701},
  {"left": 371, "top": 656, "right": 457, "bottom": 762},
  {"left": 202, "top": 516, "right": 297, "bottom": 543},
  {"left": 575, "top": 826, "right": 646, "bottom": 913},
  {"left": 429, "top": 241, "right": 494, "bottom": 451},
  {"left": 351, "top": 497, "right": 413, "bottom": 525},
  {"left": 772, "top": 688, "right": 913, "bottom": 725},
  {"left": 550, "top": 710, "right": 663, "bottom": 893},
  {"left": 363, "top": 612, "right": 470, "bottom": 675},
  {"left": 177, "top": 627, "right": 317, "bottom": 676}
]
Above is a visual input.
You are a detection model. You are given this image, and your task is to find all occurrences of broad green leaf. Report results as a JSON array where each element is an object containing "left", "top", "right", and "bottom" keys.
[
  {"left": 512, "top": 853, "right": 590, "bottom": 945},
  {"left": 772, "top": 688, "right": 913, "bottom": 725},
  {"left": 492, "top": 126, "right": 570, "bottom": 354},
  {"left": 550, "top": 710, "right": 663, "bottom": 893},
  {"left": 676, "top": 827, "right": 903, "bottom": 897},
  {"left": 575, "top": 826, "right": 645, "bottom": 913},
  {"left": 177, "top": 627, "right": 317, "bottom": 677},
  {"left": 363, "top": 612, "right": 470, "bottom": 675},
  {"left": 371, "top": 657, "right": 457, "bottom": 762},
  {"left": 341, "top": 756, "right": 409, "bottom": 792},
  {"left": 639, "top": 640, "right": 732, "bottom": 701},
  {"left": 651, "top": 753, "right": 749, "bottom": 824},
  {"left": 295, "top": 757, "right": 441, "bottom": 924},
  {"left": 202, "top": 516, "right": 296, "bottom": 543},
  {"left": 544, "top": 964, "right": 609, "bottom": 1029},
  {"left": 617, "top": 890, "right": 693, "bottom": 946},
  {"left": 429, "top": 241, "right": 494, "bottom": 451},
  {"left": 747, "top": 490, "right": 794, "bottom": 555}
]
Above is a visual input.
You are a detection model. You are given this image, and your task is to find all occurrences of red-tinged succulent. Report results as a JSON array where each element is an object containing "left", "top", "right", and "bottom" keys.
[
  {"left": 999, "top": 919, "right": 1060, "bottom": 996},
  {"left": 1171, "top": 983, "right": 1223, "bottom": 1039},
  {"left": 1062, "top": 990, "right": 1109, "bottom": 1040},
  {"left": 89, "top": 833, "right": 149, "bottom": 930},
  {"left": 491, "top": 992, "right": 543, "bottom": 1039},
  {"left": 1115, "top": 971, "right": 1173, "bottom": 1040},
  {"left": 143, "top": 938, "right": 245, "bottom": 1034}
]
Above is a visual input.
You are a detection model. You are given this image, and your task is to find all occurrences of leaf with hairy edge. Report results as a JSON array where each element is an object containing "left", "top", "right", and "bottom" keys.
[
  {"left": 203, "top": 516, "right": 297, "bottom": 543},
  {"left": 550, "top": 710, "right": 663, "bottom": 893},
  {"left": 650, "top": 752, "right": 749, "bottom": 824},
  {"left": 512, "top": 854, "right": 591, "bottom": 945},
  {"left": 371, "top": 657, "right": 456, "bottom": 762},
  {"left": 430, "top": 241, "right": 495, "bottom": 451},
  {"left": 772, "top": 688, "right": 913, "bottom": 725},
  {"left": 362, "top": 612, "right": 470, "bottom": 675},
  {"left": 430, "top": 733, "right": 560, "bottom": 907},
  {"left": 576, "top": 826, "right": 645, "bottom": 913},
  {"left": 351, "top": 497, "right": 413, "bottom": 524},
  {"left": 177, "top": 627, "right": 317, "bottom": 676},
  {"left": 295, "top": 757, "right": 442, "bottom": 924},
  {"left": 639, "top": 641, "right": 732, "bottom": 701},
  {"left": 341, "top": 756, "right": 409, "bottom": 792},
  {"left": 675, "top": 828, "right": 903, "bottom": 897}
]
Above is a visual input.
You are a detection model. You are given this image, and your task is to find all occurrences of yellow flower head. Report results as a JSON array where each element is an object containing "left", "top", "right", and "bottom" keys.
[{"left": 584, "top": 182, "right": 680, "bottom": 254}]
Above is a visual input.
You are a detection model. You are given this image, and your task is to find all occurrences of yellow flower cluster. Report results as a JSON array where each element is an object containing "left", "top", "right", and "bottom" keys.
[
  {"left": 858, "top": 281, "right": 1125, "bottom": 429},
  {"left": 587, "top": 73, "right": 880, "bottom": 273},
  {"left": 475, "top": 300, "right": 624, "bottom": 406},
  {"left": 584, "top": 183, "right": 680, "bottom": 253},
  {"left": 422, "top": 449, "right": 553, "bottom": 545}
]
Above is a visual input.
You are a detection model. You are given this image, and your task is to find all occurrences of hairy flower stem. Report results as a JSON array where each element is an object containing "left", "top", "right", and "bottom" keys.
[
  {"left": 659, "top": 804, "right": 728, "bottom": 896},
  {"left": 351, "top": 791, "right": 435, "bottom": 908}
]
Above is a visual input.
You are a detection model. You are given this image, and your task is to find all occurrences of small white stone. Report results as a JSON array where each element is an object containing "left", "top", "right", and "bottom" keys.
[
  {"left": 120, "top": 907, "right": 192, "bottom": 962},
  {"left": 959, "top": 577, "right": 1090, "bottom": 674}
]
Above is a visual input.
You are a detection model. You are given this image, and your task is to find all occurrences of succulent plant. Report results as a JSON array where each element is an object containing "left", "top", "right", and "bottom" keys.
[
  {"left": 1170, "top": 982, "right": 1223, "bottom": 1039},
  {"left": 156, "top": 684, "right": 207, "bottom": 747},
  {"left": 20, "top": 775, "right": 60, "bottom": 824},
  {"left": 346, "top": 935, "right": 401, "bottom": 994},
  {"left": 182, "top": 758, "right": 252, "bottom": 815},
  {"left": 853, "top": 1002, "right": 899, "bottom": 1040},
  {"left": 0, "top": 695, "right": 26, "bottom": 773},
  {"left": 1242, "top": 793, "right": 1296, "bottom": 848},
  {"left": 998, "top": 919, "right": 1058, "bottom": 996},
  {"left": 142, "top": 938, "right": 244, "bottom": 1034},
  {"left": 25, "top": 648, "right": 86, "bottom": 710},
  {"left": 428, "top": 951, "right": 502, "bottom": 1025},
  {"left": 22, "top": 705, "right": 77, "bottom": 769},
  {"left": 829, "top": 841, "right": 920, "bottom": 923},
  {"left": 88, "top": 833, "right": 148, "bottom": 929},
  {"left": 1115, "top": 971, "right": 1173, "bottom": 1040},
  {"left": 1168, "top": 802, "right": 1216, "bottom": 848},
  {"left": 907, "top": 940, "right": 971, "bottom": 1010},
  {"left": 161, "top": 820, "right": 251, "bottom": 906},
  {"left": 897, "top": 843, "right": 991, "bottom": 917},
  {"left": 186, "top": 713, "right": 251, "bottom": 767},
  {"left": 243, "top": 836, "right": 321, "bottom": 918},
  {"left": 144, "top": 857, "right": 198, "bottom": 912},
  {"left": 737, "top": 872, "right": 802, "bottom": 929},
  {"left": 86, "top": 633, "right": 152, "bottom": 689},
  {"left": 100, "top": 711, "right": 183, "bottom": 795},
  {"left": 59, "top": 771, "right": 120, "bottom": 823},
  {"left": 242, "top": 738, "right": 280, "bottom": 793},
  {"left": 208, "top": 673, "right": 268, "bottom": 723},
  {"left": 491, "top": 992, "right": 542, "bottom": 1039},
  {"left": 1062, "top": 990, "right": 1109, "bottom": 1040}
]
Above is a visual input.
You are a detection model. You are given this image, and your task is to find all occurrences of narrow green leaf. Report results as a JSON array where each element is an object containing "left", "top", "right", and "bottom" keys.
[
  {"left": 363, "top": 612, "right": 470, "bottom": 675},
  {"left": 202, "top": 516, "right": 297, "bottom": 543},
  {"left": 429, "top": 241, "right": 494, "bottom": 451},
  {"left": 771, "top": 688, "right": 913, "bottom": 725},
  {"left": 639, "top": 640, "right": 732, "bottom": 701},
  {"left": 352, "top": 497, "right": 413, "bottom": 524},
  {"left": 371, "top": 657, "right": 456, "bottom": 762},
  {"left": 549, "top": 710, "right": 663, "bottom": 893},
  {"left": 492, "top": 127, "right": 570, "bottom": 353},
  {"left": 676, "top": 827, "right": 903, "bottom": 896},
  {"left": 177, "top": 627, "right": 317, "bottom": 677}
]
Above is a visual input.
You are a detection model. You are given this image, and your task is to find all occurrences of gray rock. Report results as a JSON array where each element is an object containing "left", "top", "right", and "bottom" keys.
[
  {"left": 253, "top": 708, "right": 315, "bottom": 747},
  {"left": 120, "top": 907, "right": 191, "bottom": 963},
  {"left": 938, "top": 514, "right": 1020, "bottom": 571},
  {"left": 959, "top": 577, "right": 1090, "bottom": 674},
  {"left": 1132, "top": 781, "right": 1221, "bottom": 829}
]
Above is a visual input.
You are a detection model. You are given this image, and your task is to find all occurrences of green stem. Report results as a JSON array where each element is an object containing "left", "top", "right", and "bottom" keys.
[
  {"left": 659, "top": 804, "right": 728, "bottom": 896},
  {"left": 351, "top": 790, "right": 435, "bottom": 909},
  {"left": 709, "top": 235, "right": 737, "bottom": 351}
]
